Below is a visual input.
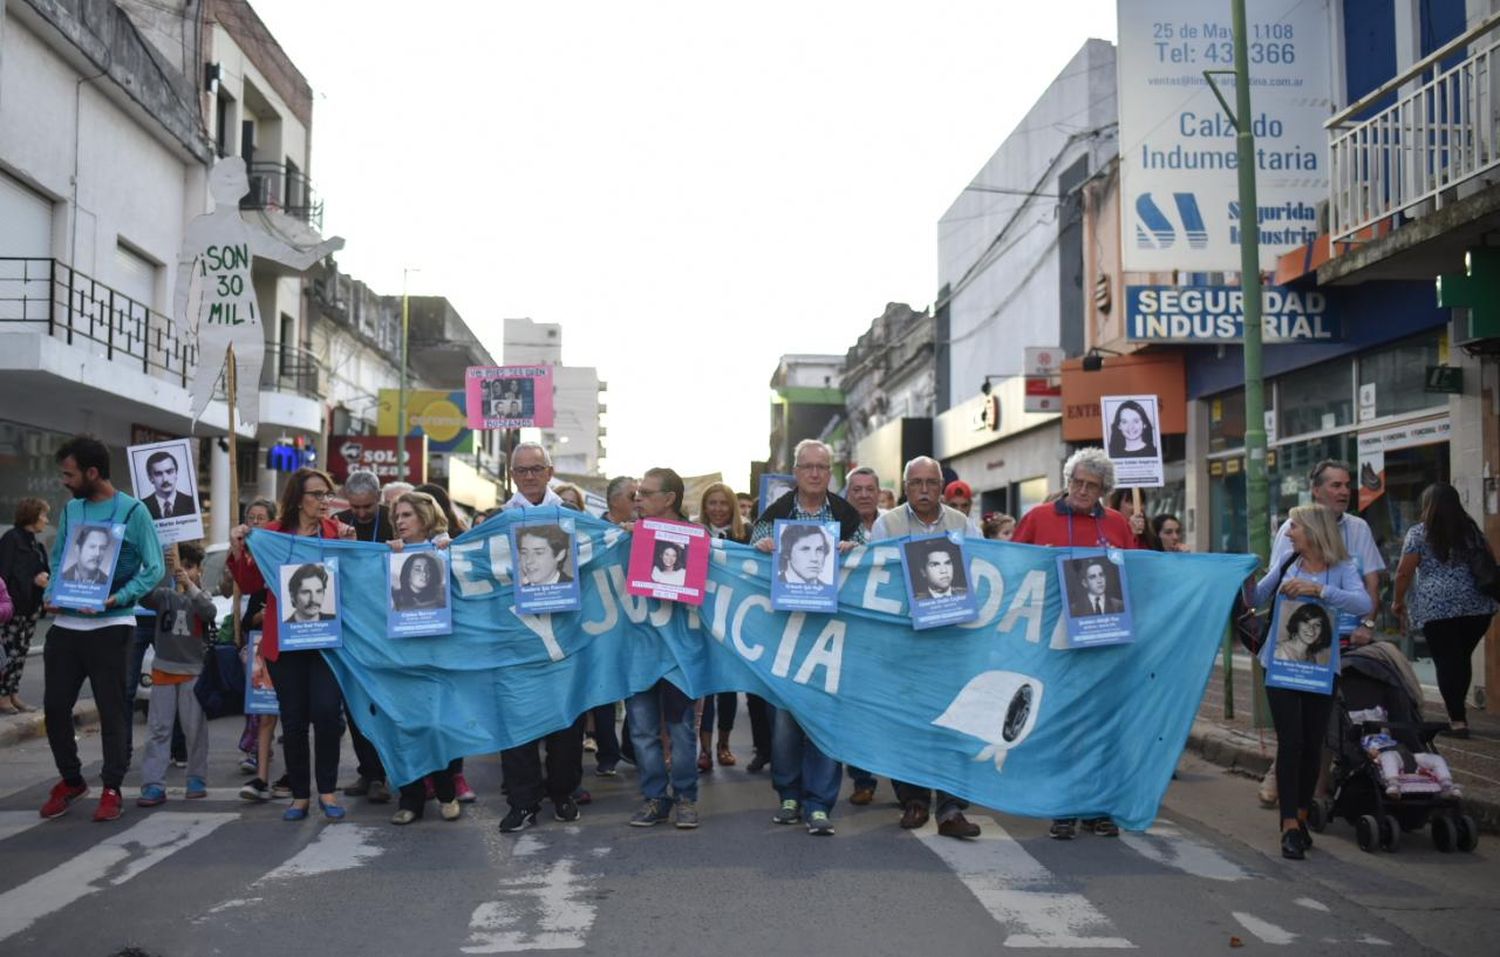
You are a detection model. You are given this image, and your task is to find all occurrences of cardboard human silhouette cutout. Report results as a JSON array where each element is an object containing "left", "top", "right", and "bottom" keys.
[{"left": 175, "top": 158, "right": 343, "bottom": 428}]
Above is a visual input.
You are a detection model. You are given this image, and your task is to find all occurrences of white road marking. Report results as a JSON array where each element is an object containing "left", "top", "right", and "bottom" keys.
[
  {"left": 1294, "top": 897, "right": 1329, "bottom": 912},
  {"left": 1118, "top": 822, "right": 1252, "bottom": 881},
  {"left": 1357, "top": 935, "right": 1392, "bottom": 946},
  {"left": 913, "top": 816, "right": 1134, "bottom": 949},
  {"left": 1233, "top": 912, "right": 1297, "bottom": 945},
  {"left": 0, "top": 811, "right": 237, "bottom": 943},
  {"left": 0, "top": 810, "right": 44, "bottom": 843},
  {"left": 463, "top": 857, "right": 602, "bottom": 953},
  {"left": 255, "top": 824, "right": 384, "bottom": 883}
]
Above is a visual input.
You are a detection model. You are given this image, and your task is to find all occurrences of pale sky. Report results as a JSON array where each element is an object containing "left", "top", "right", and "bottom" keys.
[{"left": 249, "top": 0, "right": 1119, "bottom": 490}]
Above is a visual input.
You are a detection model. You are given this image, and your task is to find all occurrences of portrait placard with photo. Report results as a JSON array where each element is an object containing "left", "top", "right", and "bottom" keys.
[
  {"left": 277, "top": 559, "right": 342, "bottom": 650},
  {"left": 1057, "top": 550, "right": 1135, "bottom": 648},
  {"left": 1264, "top": 595, "right": 1338, "bottom": 694},
  {"left": 511, "top": 518, "right": 582, "bottom": 615},
  {"left": 127, "top": 437, "right": 205, "bottom": 544},
  {"left": 1100, "top": 394, "right": 1164, "bottom": 488},
  {"left": 770, "top": 520, "right": 839, "bottom": 613},
  {"left": 52, "top": 521, "right": 125, "bottom": 611},
  {"left": 387, "top": 547, "right": 453, "bottom": 638},
  {"left": 465, "top": 365, "right": 555, "bottom": 429},
  {"left": 626, "top": 518, "right": 709, "bottom": 605},
  {"left": 899, "top": 531, "right": 979, "bottom": 629},
  {"left": 244, "top": 629, "right": 279, "bottom": 714}
]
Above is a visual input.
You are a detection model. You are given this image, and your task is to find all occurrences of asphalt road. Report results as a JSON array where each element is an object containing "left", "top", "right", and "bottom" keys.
[{"left": 0, "top": 710, "right": 1495, "bottom": 956}]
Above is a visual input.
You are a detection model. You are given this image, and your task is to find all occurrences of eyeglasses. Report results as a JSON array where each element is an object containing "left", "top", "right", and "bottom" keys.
[
  {"left": 907, "top": 478, "right": 942, "bottom": 489},
  {"left": 1068, "top": 478, "right": 1103, "bottom": 493},
  {"left": 795, "top": 463, "right": 831, "bottom": 473},
  {"left": 635, "top": 487, "right": 664, "bottom": 498},
  {"left": 303, "top": 489, "right": 334, "bottom": 501},
  {"left": 513, "top": 465, "right": 549, "bottom": 477}
]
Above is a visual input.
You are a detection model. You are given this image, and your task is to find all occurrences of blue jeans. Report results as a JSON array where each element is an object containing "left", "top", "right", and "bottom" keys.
[
  {"left": 772, "top": 709, "right": 841, "bottom": 814},
  {"left": 626, "top": 680, "right": 698, "bottom": 804}
]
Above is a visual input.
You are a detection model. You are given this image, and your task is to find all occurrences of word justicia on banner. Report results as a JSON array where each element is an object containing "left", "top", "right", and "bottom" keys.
[{"left": 247, "top": 513, "right": 1255, "bottom": 830}]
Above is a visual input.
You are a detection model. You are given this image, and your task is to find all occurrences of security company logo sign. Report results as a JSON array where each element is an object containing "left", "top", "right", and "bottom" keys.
[{"left": 1117, "top": 0, "right": 1332, "bottom": 272}]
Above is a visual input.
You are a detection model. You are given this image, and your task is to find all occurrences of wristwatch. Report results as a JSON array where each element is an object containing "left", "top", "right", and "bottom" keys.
[{"left": 1359, "top": 618, "right": 1376, "bottom": 630}]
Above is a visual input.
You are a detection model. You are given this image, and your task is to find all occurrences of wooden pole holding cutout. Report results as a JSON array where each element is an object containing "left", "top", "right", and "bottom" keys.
[{"left": 227, "top": 343, "right": 242, "bottom": 646}]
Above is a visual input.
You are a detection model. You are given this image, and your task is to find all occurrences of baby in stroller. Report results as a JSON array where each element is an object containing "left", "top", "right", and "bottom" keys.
[{"left": 1352, "top": 707, "right": 1461, "bottom": 799}]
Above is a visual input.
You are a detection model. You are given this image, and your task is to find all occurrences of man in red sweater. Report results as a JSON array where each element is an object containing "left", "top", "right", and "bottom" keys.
[{"left": 1011, "top": 447, "right": 1136, "bottom": 840}]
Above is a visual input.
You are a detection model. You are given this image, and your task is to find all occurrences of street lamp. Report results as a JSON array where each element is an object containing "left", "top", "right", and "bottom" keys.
[{"left": 397, "top": 266, "right": 420, "bottom": 483}]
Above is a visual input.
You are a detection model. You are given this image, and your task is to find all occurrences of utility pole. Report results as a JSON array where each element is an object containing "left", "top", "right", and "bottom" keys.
[
  {"left": 1233, "top": 0, "right": 1268, "bottom": 569},
  {"left": 397, "top": 267, "right": 418, "bottom": 483}
]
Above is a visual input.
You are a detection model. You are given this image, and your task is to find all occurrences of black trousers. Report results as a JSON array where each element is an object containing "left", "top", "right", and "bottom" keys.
[
  {"left": 501, "top": 715, "right": 585, "bottom": 810},
  {"left": 700, "top": 692, "right": 738, "bottom": 735},
  {"left": 588, "top": 702, "right": 621, "bottom": 768},
  {"left": 44, "top": 624, "right": 132, "bottom": 790},
  {"left": 345, "top": 702, "right": 386, "bottom": 781},
  {"left": 894, "top": 781, "right": 968, "bottom": 816},
  {"left": 746, "top": 693, "right": 773, "bottom": 757},
  {"left": 265, "top": 650, "right": 345, "bottom": 799},
  {"left": 1267, "top": 684, "right": 1336, "bottom": 822},
  {"left": 1423, "top": 614, "right": 1491, "bottom": 722},
  {"left": 398, "top": 765, "right": 457, "bottom": 814}
]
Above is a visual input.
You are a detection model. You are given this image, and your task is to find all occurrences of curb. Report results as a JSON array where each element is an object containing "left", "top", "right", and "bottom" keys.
[
  {"left": 0, "top": 702, "right": 100, "bottom": 749},
  {"left": 1186, "top": 718, "right": 1500, "bottom": 835}
]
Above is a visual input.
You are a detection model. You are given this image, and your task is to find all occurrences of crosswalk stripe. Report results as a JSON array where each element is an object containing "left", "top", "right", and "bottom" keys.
[
  {"left": 462, "top": 828, "right": 608, "bottom": 953},
  {"left": 1118, "top": 821, "right": 1253, "bottom": 881},
  {"left": 255, "top": 824, "right": 384, "bottom": 883},
  {"left": 913, "top": 815, "right": 1134, "bottom": 949},
  {"left": 0, "top": 811, "right": 238, "bottom": 944},
  {"left": 0, "top": 810, "right": 44, "bottom": 844}
]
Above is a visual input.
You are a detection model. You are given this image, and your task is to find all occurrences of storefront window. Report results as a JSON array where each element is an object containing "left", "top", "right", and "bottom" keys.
[
  {"left": 1360, "top": 440, "right": 1449, "bottom": 582},
  {"left": 1208, "top": 469, "right": 1246, "bottom": 554},
  {"left": 0, "top": 420, "right": 72, "bottom": 549},
  {"left": 1279, "top": 359, "right": 1354, "bottom": 438},
  {"left": 1207, "top": 390, "right": 1245, "bottom": 453},
  {"left": 1357, "top": 331, "right": 1446, "bottom": 420},
  {"left": 1016, "top": 476, "right": 1050, "bottom": 517},
  {"left": 1270, "top": 434, "right": 1358, "bottom": 526}
]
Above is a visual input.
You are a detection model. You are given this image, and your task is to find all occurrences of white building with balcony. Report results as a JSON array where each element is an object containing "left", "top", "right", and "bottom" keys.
[{"left": 0, "top": 0, "right": 331, "bottom": 543}]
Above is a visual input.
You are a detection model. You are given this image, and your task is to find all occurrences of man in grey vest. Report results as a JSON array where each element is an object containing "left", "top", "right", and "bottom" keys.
[{"left": 870, "top": 456, "right": 982, "bottom": 839}]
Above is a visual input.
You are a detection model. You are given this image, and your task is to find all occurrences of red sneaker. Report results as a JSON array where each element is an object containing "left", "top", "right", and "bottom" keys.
[
  {"left": 40, "top": 779, "right": 89, "bottom": 819},
  {"left": 454, "top": 773, "right": 476, "bottom": 804},
  {"left": 92, "top": 788, "right": 123, "bottom": 822}
]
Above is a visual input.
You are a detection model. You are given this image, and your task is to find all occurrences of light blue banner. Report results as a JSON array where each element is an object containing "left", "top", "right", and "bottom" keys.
[{"left": 249, "top": 511, "right": 1256, "bottom": 830}]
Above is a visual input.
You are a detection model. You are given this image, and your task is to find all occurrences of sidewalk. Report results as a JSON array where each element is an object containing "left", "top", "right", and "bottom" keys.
[
  {"left": 1187, "top": 646, "right": 1500, "bottom": 833},
  {"left": 0, "top": 641, "right": 98, "bottom": 749}
]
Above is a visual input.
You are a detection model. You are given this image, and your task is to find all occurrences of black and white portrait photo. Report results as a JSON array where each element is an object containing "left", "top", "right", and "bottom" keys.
[
  {"left": 281, "top": 562, "right": 338, "bottom": 623},
  {"left": 127, "top": 437, "right": 205, "bottom": 544},
  {"left": 777, "top": 523, "right": 835, "bottom": 586},
  {"left": 514, "top": 524, "right": 574, "bottom": 587},
  {"left": 486, "top": 377, "right": 534, "bottom": 419},
  {"left": 1063, "top": 556, "right": 1125, "bottom": 618},
  {"left": 904, "top": 538, "right": 969, "bottom": 601},
  {"left": 60, "top": 524, "right": 117, "bottom": 586},
  {"left": 389, "top": 550, "right": 450, "bottom": 611},
  {"left": 1103, "top": 396, "right": 1159, "bottom": 460}
]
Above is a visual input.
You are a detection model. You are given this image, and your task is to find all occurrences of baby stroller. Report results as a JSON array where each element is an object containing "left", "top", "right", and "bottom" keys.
[{"left": 1307, "top": 643, "right": 1479, "bottom": 854}]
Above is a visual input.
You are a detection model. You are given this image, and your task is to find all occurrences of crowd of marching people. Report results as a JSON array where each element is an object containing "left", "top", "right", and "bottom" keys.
[{"left": 2, "top": 432, "right": 1491, "bottom": 862}]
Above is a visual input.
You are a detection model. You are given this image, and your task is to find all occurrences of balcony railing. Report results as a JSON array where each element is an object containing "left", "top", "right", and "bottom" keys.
[
  {"left": 0, "top": 257, "right": 196, "bottom": 387},
  {"left": 266, "top": 343, "right": 326, "bottom": 400},
  {"left": 1328, "top": 14, "right": 1500, "bottom": 243},
  {"left": 243, "top": 162, "right": 324, "bottom": 232}
]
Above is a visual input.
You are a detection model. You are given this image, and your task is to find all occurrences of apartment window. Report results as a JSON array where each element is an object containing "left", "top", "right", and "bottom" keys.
[
  {"left": 1207, "top": 390, "right": 1245, "bottom": 453},
  {"left": 279, "top": 313, "right": 296, "bottom": 380},
  {"left": 0, "top": 172, "right": 52, "bottom": 258},
  {"left": 1278, "top": 359, "right": 1353, "bottom": 437},
  {"left": 215, "top": 90, "right": 237, "bottom": 158},
  {"left": 113, "top": 241, "right": 157, "bottom": 309}
]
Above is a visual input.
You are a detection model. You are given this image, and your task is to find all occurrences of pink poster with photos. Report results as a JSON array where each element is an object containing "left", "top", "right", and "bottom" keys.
[
  {"left": 626, "top": 518, "right": 710, "bottom": 606},
  {"left": 465, "top": 365, "right": 555, "bottom": 429}
]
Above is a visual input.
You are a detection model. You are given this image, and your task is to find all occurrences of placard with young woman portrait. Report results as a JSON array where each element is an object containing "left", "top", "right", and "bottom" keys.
[
  {"left": 387, "top": 546, "right": 453, "bottom": 637},
  {"left": 277, "top": 559, "right": 343, "bottom": 650},
  {"left": 1264, "top": 595, "right": 1338, "bottom": 694},
  {"left": 510, "top": 518, "right": 582, "bottom": 615},
  {"left": 1100, "top": 393, "right": 1164, "bottom": 488},
  {"left": 625, "top": 518, "right": 709, "bottom": 606},
  {"left": 899, "top": 531, "right": 979, "bottom": 629},
  {"left": 770, "top": 519, "right": 839, "bottom": 613}
]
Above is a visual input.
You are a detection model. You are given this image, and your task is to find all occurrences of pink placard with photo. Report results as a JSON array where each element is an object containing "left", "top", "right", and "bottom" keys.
[
  {"left": 465, "top": 365, "right": 555, "bottom": 428},
  {"left": 626, "top": 518, "right": 710, "bottom": 606}
]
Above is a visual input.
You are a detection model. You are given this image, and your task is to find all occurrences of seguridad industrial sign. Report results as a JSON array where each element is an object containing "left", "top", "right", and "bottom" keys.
[{"left": 1125, "top": 285, "right": 1340, "bottom": 343}]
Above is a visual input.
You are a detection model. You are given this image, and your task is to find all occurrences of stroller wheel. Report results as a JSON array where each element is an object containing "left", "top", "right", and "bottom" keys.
[
  {"left": 1455, "top": 815, "right": 1479, "bottom": 853},
  {"left": 1379, "top": 814, "right": 1400, "bottom": 852},
  {"left": 1355, "top": 814, "right": 1379, "bottom": 853},
  {"left": 1431, "top": 815, "right": 1456, "bottom": 853}
]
